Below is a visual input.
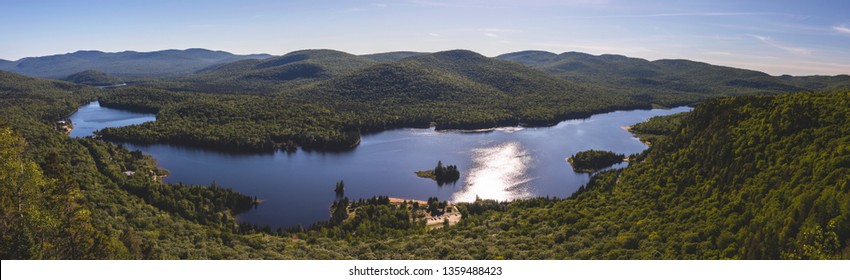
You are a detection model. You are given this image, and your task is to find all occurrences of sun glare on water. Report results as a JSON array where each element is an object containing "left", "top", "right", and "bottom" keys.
[{"left": 451, "top": 142, "right": 532, "bottom": 202}]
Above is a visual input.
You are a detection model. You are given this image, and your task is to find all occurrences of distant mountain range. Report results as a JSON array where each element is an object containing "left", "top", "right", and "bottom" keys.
[
  {"left": 288, "top": 49, "right": 616, "bottom": 127},
  {"left": 0, "top": 49, "right": 272, "bottom": 79},
  {"left": 82, "top": 48, "right": 850, "bottom": 154},
  {"left": 182, "top": 49, "right": 383, "bottom": 93},
  {"left": 2, "top": 48, "right": 848, "bottom": 103},
  {"left": 497, "top": 50, "right": 850, "bottom": 94}
]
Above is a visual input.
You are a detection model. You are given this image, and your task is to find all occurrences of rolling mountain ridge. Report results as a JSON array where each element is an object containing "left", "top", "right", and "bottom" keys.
[{"left": 0, "top": 48, "right": 272, "bottom": 79}]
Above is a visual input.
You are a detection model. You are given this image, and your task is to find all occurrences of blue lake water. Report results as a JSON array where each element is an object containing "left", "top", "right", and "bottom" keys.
[
  {"left": 69, "top": 101, "right": 690, "bottom": 229},
  {"left": 69, "top": 101, "right": 156, "bottom": 138}
]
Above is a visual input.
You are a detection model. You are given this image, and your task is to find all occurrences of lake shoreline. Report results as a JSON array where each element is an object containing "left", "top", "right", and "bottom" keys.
[
  {"left": 71, "top": 101, "right": 692, "bottom": 229},
  {"left": 97, "top": 104, "right": 692, "bottom": 155}
]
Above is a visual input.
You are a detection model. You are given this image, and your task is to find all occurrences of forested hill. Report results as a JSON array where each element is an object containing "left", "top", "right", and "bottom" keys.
[
  {"left": 497, "top": 50, "right": 849, "bottom": 104},
  {"left": 564, "top": 91, "right": 850, "bottom": 259},
  {"left": 153, "top": 49, "right": 847, "bottom": 106},
  {"left": 95, "top": 50, "right": 643, "bottom": 151},
  {"left": 95, "top": 49, "right": 849, "bottom": 153},
  {"left": 5, "top": 48, "right": 847, "bottom": 99},
  {"left": 64, "top": 70, "right": 124, "bottom": 86},
  {"left": 167, "top": 49, "right": 381, "bottom": 94},
  {"left": 5, "top": 48, "right": 847, "bottom": 154},
  {"left": 0, "top": 70, "right": 300, "bottom": 259},
  {"left": 290, "top": 50, "right": 634, "bottom": 128},
  {"left": 1, "top": 69, "right": 847, "bottom": 259},
  {"left": 0, "top": 49, "right": 271, "bottom": 79},
  {"left": 362, "top": 51, "right": 429, "bottom": 62}
]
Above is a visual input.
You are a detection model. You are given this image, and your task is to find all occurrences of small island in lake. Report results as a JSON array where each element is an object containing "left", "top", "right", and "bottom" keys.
[
  {"left": 567, "top": 149, "right": 625, "bottom": 173},
  {"left": 415, "top": 160, "right": 460, "bottom": 185},
  {"left": 334, "top": 180, "right": 345, "bottom": 195}
]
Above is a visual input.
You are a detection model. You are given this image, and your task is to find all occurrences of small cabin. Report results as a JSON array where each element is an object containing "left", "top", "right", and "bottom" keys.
[{"left": 56, "top": 120, "right": 71, "bottom": 133}]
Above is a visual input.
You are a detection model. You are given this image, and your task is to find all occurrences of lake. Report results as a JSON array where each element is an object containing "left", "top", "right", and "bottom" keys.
[
  {"left": 69, "top": 101, "right": 156, "bottom": 138},
  {"left": 69, "top": 101, "right": 691, "bottom": 229}
]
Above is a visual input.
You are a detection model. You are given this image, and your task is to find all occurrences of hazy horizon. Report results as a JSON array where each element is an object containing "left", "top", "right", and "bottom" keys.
[{"left": 3, "top": 0, "right": 849, "bottom": 76}]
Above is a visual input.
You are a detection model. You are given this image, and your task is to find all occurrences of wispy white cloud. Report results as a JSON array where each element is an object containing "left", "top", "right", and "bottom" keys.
[
  {"left": 566, "top": 11, "right": 798, "bottom": 19},
  {"left": 477, "top": 28, "right": 522, "bottom": 33},
  {"left": 449, "top": 28, "right": 522, "bottom": 38},
  {"left": 704, "top": 51, "right": 733, "bottom": 56},
  {"left": 343, "top": 3, "right": 389, "bottom": 13},
  {"left": 528, "top": 42, "right": 656, "bottom": 55},
  {"left": 186, "top": 23, "right": 227, "bottom": 29},
  {"left": 408, "top": 0, "right": 610, "bottom": 9},
  {"left": 428, "top": 32, "right": 440, "bottom": 37},
  {"left": 709, "top": 58, "right": 850, "bottom": 76},
  {"left": 749, "top": 34, "right": 812, "bottom": 56},
  {"left": 711, "top": 21, "right": 840, "bottom": 37},
  {"left": 834, "top": 25, "right": 850, "bottom": 35},
  {"left": 450, "top": 28, "right": 522, "bottom": 34},
  {"left": 749, "top": 34, "right": 769, "bottom": 41},
  {"left": 343, "top": 7, "right": 368, "bottom": 13}
]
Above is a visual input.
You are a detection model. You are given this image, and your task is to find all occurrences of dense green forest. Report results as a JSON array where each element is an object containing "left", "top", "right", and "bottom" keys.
[
  {"left": 99, "top": 88, "right": 359, "bottom": 152},
  {"left": 84, "top": 49, "right": 845, "bottom": 153},
  {"left": 628, "top": 112, "right": 687, "bottom": 145},
  {"left": 64, "top": 70, "right": 124, "bottom": 86},
  {"left": 0, "top": 71, "right": 291, "bottom": 259},
  {"left": 1, "top": 57, "right": 849, "bottom": 260},
  {"left": 568, "top": 150, "right": 625, "bottom": 173}
]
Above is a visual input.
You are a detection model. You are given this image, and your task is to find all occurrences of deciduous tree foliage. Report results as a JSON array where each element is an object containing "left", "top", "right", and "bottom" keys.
[
  {"left": 1, "top": 71, "right": 289, "bottom": 259},
  {"left": 1, "top": 67, "right": 848, "bottom": 259}
]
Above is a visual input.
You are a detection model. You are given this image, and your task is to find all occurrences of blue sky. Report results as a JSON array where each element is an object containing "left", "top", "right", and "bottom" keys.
[{"left": 2, "top": 0, "right": 849, "bottom": 75}]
